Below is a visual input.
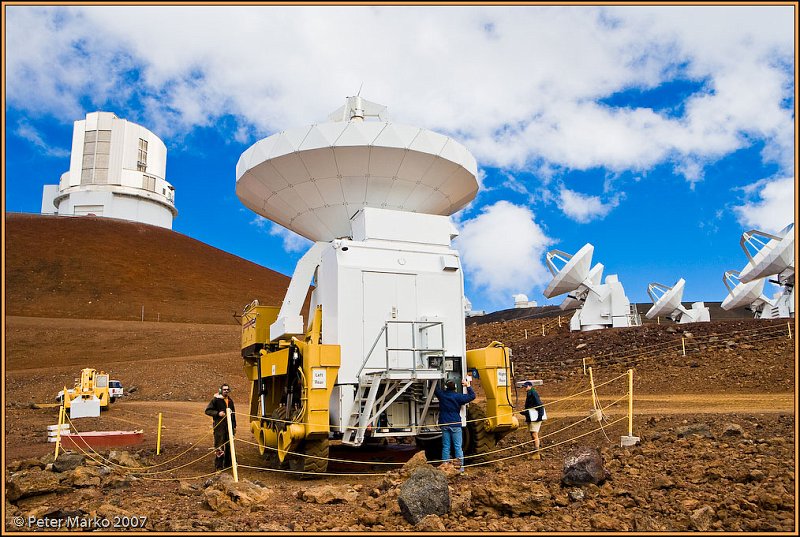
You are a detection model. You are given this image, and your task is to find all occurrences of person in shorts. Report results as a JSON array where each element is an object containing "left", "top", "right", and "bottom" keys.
[{"left": 522, "top": 380, "right": 545, "bottom": 459}]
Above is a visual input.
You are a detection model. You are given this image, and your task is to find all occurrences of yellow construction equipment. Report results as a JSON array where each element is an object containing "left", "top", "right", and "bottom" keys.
[
  {"left": 241, "top": 301, "right": 340, "bottom": 473},
  {"left": 465, "top": 341, "right": 519, "bottom": 461},
  {"left": 57, "top": 368, "right": 111, "bottom": 418}
]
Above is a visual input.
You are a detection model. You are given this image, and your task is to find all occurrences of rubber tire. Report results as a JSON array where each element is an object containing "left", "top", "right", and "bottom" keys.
[
  {"left": 464, "top": 404, "right": 497, "bottom": 464},
  {"left": 264, "top": 407, "right": 291, "bottom": 470},
  {"left": 288, "top": 438, "right": 329, "bottom": 478}
]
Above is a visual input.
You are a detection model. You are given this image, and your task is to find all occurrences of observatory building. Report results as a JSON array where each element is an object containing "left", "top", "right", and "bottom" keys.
[
  {"left": 41, "top": 111, "right": 177, "bottom": 229},
  {"left": 513, "top": 294, "right": 537, "bottom": 309}
]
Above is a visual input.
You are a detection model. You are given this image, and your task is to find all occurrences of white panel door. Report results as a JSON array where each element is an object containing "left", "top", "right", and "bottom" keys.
[{"left": 362, "top": 272, "right": 417, "bottom": 371}]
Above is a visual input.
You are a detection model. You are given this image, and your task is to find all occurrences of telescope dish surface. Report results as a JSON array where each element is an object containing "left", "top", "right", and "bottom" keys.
[
  {"left": 738, "top": 224, "right": 795, "bottom": 283},
  {"left": 645, "top": 278, "right": 686, "bottom": 319},
  {"left": 721, "top": 271, "right": 767, "bottom": 311},
  {"left": 543, "top": 244, "right": 594, "bottom": 298},
  {"left": 236, "top": 98, "right": 479, "bottom": 242}
]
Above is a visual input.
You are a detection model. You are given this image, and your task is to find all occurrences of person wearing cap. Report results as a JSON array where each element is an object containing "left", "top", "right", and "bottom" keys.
[
  {"left": 205, "top": 383, "right": 237, "bottom": 470},
  {"left": 434, "top": 378, "right": 475, "bottom": 472},
  {"left": 522, "top": 380, "right": 546, "bottom": 459}
]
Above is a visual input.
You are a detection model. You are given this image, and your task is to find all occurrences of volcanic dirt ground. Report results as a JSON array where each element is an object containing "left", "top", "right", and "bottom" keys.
[{"left": 3, "top": 214, "right": 798, "bottom": 532}]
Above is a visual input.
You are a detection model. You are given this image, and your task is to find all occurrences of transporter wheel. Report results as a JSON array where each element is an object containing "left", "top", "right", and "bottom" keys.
[
  {"left": 288, "top": 438, "right": 329, "bottom": 478},
  {"left": 264, "top": 408, "right": 290, "bottom": 470},
  {"left": 464, "top": 404, "right": 498, "bottom": 464}
]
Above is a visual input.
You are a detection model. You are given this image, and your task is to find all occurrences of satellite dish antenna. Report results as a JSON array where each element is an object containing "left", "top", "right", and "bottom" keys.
[
  {"left": 543, "top": 244, "right": 595, "bottom": 298},
  {"left": 738, "top": 223, "right": 794, "bottom": 284},
  {"left": 558, "top": 263, "right": 605, "bottom": 310},
  {"left": 721, "top": 270, "right": 772, "bottom": 313},
  {"left": 543, "top": 243, "right": 636, "bottom": 331},
  {"left": 236, "top": 96, "right": 478, "bottom": 242},
  {"left": 646, "top": 278, "right": 710, "bottom": 323}
]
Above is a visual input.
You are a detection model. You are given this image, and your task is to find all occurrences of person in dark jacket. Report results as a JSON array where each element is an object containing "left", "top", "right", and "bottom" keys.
[
  {"left": 522, "top": 380, "right": 545, "bottom": 459},
  {"left": 434, "top": 378, "right": 475, "bottom": 472},
  {"left": 205, "top": 383, "right": 237, "bottom": 470}
]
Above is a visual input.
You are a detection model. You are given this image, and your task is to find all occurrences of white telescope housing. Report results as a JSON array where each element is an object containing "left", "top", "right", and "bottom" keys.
[
  {"left": 543, "top": 243, "right": 638, "bottom": 331},
  {"left": 236, "top": 97, "right": 481, "bottom": 445},
  {"left": 512, "top": 294, "right": 537, "bottom": 308},
  {"left": 646, "top": 278, "right": 710, "bottom": 324}
]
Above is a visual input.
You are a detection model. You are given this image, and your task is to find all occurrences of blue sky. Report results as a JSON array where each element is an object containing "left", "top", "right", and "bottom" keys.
[{"left": 4, "top": 5, "right": 796, "bottom": 313}]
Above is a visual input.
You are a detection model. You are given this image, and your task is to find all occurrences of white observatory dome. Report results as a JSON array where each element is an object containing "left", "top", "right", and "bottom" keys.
[{"left": 235, "top": 96, "right": 479, "bottom": 242}]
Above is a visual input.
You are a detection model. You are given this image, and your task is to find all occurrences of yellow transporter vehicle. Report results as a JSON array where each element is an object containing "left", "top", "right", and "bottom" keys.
[
  {"left": 240, "top": 299, "right": 519, "bottom": 473},
  {"left": 241, "top": 301, "right": 341, "bottom": 473},
  {"left": 58, "top": 368, "right": 111, "bottom": 418}
]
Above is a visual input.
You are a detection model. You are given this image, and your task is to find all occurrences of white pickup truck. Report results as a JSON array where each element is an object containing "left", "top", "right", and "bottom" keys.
[{"left": 109, "top": 380, "right": 124, "bottom": 402}]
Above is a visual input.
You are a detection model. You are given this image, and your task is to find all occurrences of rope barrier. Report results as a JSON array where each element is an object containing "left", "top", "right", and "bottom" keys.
[
  {"left": 63, "top": 412, "right": 222, "bottom": 471},
  {"left": 60, "top": 382, "right": 631, "bottom": 479},
  {"left": 465, "top": 414, "right": 629, "bottom": 469}
]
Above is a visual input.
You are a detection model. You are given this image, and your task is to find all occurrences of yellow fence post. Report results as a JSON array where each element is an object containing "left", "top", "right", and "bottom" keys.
[
  {"left": 588, "top": 367, "right": 597, "bottom": 409},
  {"left": 226, "top": 409, "right": 238, "bottom": 482},
  {"left": 541, "top": 323, "right": 545, "bottom": 336},
  {"left": 524, "top": 329, "right": 528, "bottom": 340},
  {"left": 156, "top": 412, "right": 163, "bottom": 455},
  {"left": 681, "top": 338, "right": 686, "bottom": 356},
  {"left": 558, "top": 316, "right": 561, "bottom": 328},
  {"left": 582, "top": 357, "right": 586, "bottom": 376},
  {"left": 54, "top": 405, "right": 65, "bottom": 460},
  {"left": 628, "top": 369, "right": 634, "bottom": 437},
  {"left": 788, "top": 322, "right": 792, "bottom": 340},
  {"left": 657, "top": 317, "right": 660, "bottom": 325}
]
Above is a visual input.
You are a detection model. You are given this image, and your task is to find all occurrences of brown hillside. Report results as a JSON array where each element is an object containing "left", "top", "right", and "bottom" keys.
[{"left": 4, "top": 213, "right": 291, "bottom": 324}]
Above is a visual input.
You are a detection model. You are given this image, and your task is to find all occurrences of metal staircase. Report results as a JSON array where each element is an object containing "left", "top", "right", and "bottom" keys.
[{"left": 342, "top": 320, "right": 447, "bottom": 446}]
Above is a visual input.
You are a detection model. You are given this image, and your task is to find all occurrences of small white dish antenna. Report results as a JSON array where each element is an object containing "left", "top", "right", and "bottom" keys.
[
  {"left": 646, "top": 279, "right": 686, "bottom": 319},
  {"left": 738, "top": 223, "right": 794, "bottom": 284},
  {"left": 646, "top": 278, "right": 710, "bottom": 323},
  {"left": 543, "top": 243, "right": 595, "bottom": 298},
  {"left": 721, "top": 270, "right": 770, "bottom": 311}
]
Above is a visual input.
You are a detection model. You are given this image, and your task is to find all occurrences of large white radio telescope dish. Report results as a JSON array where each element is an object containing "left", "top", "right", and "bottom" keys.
[
  {"left": 738, "top": 223, "right": 794, "bottom": 283},
  {"left": 235, "top": 96, "right": 479, "bottom": 242},
  {"left": 721, "top": 270, "right": 767, "bottom": 311},
  {"left": 645, "top": 279, "right": 686, "bottom": 319}
]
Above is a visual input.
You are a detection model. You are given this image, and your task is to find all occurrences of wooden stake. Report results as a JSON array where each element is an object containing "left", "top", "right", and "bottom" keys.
[
  {"left": 54, "top": 405, "right": 65, "bottom": 460},
  {"left": 156, "top": 413, "right": 163, "bottom": 455},
  {"left": 628, "top": 369, "right": 634, "bottom": 437},
  {"left": 226, "top": 408, "right": 238, "bottom": 482}
]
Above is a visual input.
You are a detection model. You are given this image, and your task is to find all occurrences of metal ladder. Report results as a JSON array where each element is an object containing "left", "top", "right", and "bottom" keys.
[
  {"left": 342, "top": 320, "right": 447, "bottom": 446},
  {"left": 342, "top": 373, "right": 383, "bottom": 445}
]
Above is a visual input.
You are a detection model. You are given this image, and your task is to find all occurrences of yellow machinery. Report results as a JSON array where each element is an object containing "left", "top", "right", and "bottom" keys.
[
  {"left": 240, "top": 298, "right": 518, "bottom": 471},
  {"left": 465, "top": 341, "right": 519, "bottom": 461},
  {"left": 59, "top": 368, "right": 111, "bottom": 418},
  {"left": 241, "top": 301, "right": 340, "bottom": 473}
]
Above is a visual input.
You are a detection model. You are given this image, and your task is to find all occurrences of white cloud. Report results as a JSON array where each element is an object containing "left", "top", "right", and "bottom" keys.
[
  {"left": 5, "top": 5, "right": 793, "bottom": 185},
  {"left": 14, "top": 120, "right": 70, "bottom": 158},
  {"left": 251, "top": 216, "right": 312, "bottom": 253},
  {"left": 733, "top": 177, "right": 795, "bottom": 234},
  {"left": 558, "top": 188, "right": 621, "bottom": 223},
  {"left": 454, "top": 201, "right": 552, "bottom": 304}
]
